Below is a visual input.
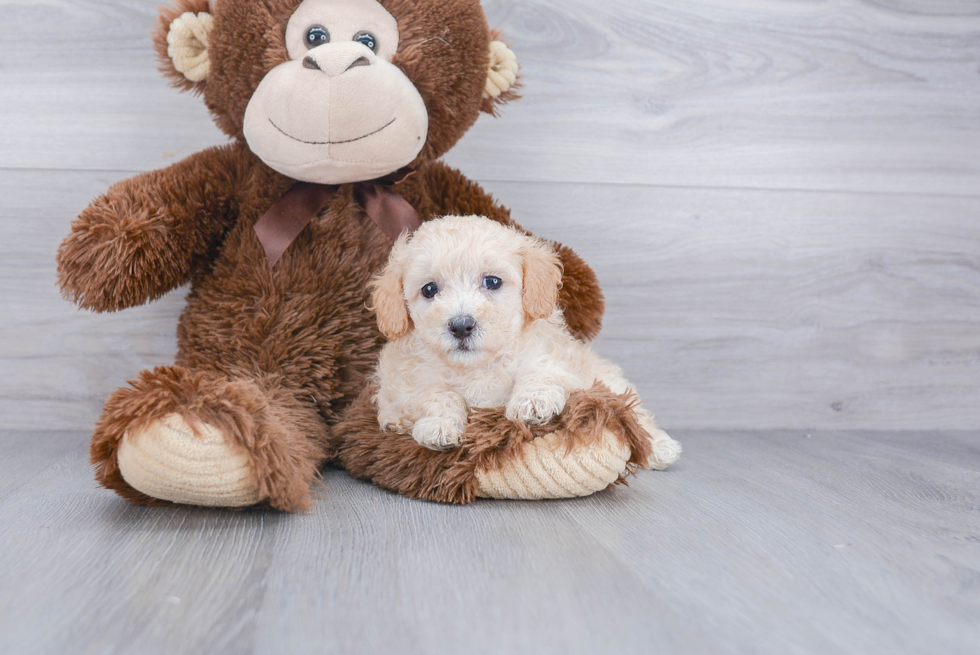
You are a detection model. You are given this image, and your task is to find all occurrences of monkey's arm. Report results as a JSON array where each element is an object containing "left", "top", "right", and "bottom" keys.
[
  {"left": 57, "top": 143, "right": 250, "bottom": 313},
  {"left": 406, "top": 161, "right": 605, "bottom": 341}
]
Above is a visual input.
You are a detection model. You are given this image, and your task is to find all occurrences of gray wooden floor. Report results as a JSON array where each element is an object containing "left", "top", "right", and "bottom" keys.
[
  {"left": 1, "top": 1, "right": 978, "bottom": 653},
  {"left": 1, "top": 430, "right": 978, "bottom": 654}
]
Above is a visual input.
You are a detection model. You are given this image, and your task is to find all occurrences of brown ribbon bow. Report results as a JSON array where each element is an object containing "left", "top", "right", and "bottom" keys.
[{"left": 253, "top": 181, "right": 422, "bottom": 266}]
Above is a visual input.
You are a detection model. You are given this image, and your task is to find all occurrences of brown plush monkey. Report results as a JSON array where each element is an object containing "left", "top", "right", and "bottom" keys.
[{"left": 56, "top": 0, "right": 655, "bottom": 511}]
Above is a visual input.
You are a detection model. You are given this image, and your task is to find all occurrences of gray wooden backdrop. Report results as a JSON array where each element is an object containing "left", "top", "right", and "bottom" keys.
[
  {"left": 1, "top": 2, "right": 979, "bottom": 654},
  {"left": 2, "top": 0, "right": 978, "bottom": 433}
]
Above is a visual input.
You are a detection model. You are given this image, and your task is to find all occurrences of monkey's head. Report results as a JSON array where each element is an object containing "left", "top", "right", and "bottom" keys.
[{"left": 156, "top": 0, "right": 520, "bottom": 184}]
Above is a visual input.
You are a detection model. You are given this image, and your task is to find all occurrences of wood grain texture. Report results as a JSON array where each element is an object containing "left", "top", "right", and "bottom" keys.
[
  {"left": 3, "top": 169, "right": 977, "bottom": 431},
  {"left": 1, "top": 1, "right": 979, "bottom": 651},
  {"left": 485, "top": 180, "right": 980, "bottom": 431},
  {"left": 0, "top": 0, "right": 978, "bottom": 195},
  {"left": 1, "top": 0, "right": 977, "bottom": 427},
  {"left": 463, "top": 0, "right": 980, "bottom": 195},
  {"left": 0, "top": 429, "right": 977, "bottom": 655}
]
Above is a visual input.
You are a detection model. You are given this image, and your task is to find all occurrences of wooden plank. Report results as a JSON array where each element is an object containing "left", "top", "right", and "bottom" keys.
[
  {"left": 461, "top": 0, "right": 980, "bottom": 194},
  {"left": 483, "top": 179, "right": 980, "bottom": 431},
  {"left": 0, "top": 434, "right": 281, "bottom": 655},
  {"left": 4, "top": 169, "right": 978, "bottom": 431},
  {"left": 250, "top": 472, "right": 710, "bottom": 655},
  {"left": 1, "top": 0, "right": 978, "bottom": 195},
  {"left": 0, "top": 431, "right": 82, "bottom": 502},
  {"left": 555, "top": 429, "right": 980, "bottom": 655},
  {"left": 0, "top": 429, "right": 976, "bottom": 654}
]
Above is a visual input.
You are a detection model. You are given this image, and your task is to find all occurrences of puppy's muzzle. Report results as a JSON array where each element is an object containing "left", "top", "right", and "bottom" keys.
[{"left": 448, "top": 315, "right": 477, "bottom": 341}]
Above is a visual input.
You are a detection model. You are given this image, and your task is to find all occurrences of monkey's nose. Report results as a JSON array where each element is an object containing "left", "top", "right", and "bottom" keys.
[
  {"left": 302, "top": 47, "right": 375, "bottom": 77},
  {"left": 448, "top": 316, "right": 477, "bottom": 340},
  {"left": 346, "top": 56, "right": 371, "bottom": 71}
]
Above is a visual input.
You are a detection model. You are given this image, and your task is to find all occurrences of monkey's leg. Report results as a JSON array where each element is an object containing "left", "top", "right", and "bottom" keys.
[
  {"left": 91, "top": 366, "right": 331, "bottom": 511},
  {"left": 335, "top": 383, "right": 655, "bottom": 503}
]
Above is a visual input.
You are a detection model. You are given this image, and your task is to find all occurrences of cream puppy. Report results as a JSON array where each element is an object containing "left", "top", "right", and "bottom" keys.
[{"left": 369, "top": 216, "right": 681, "bottom": 469}]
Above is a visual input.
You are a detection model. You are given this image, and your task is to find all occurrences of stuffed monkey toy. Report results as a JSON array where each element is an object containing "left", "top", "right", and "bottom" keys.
[{"left": 57, "top": 0, "right": 660, "bottom": 511}]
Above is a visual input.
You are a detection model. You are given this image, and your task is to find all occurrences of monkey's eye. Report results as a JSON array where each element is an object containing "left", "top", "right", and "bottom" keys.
[
  {"left": 421, "top": 282, "right": 439, "bottom": 299},
  {"left": 305, "top": 25, "right": 330, "bottom": 49},
  {"left": 483, "top": 276, "right": 503, "bottom": 291},
  {"left": 353, "top": 31, "right": 378, "bottom": 53}
]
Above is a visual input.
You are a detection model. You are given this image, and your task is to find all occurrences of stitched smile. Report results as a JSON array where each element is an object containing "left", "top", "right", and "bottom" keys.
[{"left": 269, "top": 118, "right": 396, "bottom": 145}]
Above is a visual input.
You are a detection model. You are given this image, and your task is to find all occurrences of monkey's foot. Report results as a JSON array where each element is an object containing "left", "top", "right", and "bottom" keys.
[
  {"left": 117, "top": 413, "right": 261, "bottom": 508},
  {"left": 475, "top": 428, "right": 631, "bottom": 500}
]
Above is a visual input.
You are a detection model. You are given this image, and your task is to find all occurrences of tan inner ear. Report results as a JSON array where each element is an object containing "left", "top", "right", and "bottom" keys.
[
  {"left": 368, "top": 245, "right": 413, "bottom": 341},
  {"left": 484, "top": 41, "right": 519, "bottom": 99},
  {"left": 168, "top": 12, "right": 214, "bottom": 83}
]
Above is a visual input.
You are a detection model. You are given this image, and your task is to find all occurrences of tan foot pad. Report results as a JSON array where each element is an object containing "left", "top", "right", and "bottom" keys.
[
  {"left": 475, "top": 428, "right": 631, "bottom": 500},
  {"left": 117, "top": 413, "right": 261, "bottom": 507}
]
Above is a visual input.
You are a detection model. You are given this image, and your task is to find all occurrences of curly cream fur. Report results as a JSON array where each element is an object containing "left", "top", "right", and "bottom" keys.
[
  {"left": 167, "top": 12, "right": 213, "bottom": 83},
  {"left": 484, "top": 41, "right": 519, "bottom": 99},
  {"left": 371, "top": 216, "right": 681, "bottom": 466}
]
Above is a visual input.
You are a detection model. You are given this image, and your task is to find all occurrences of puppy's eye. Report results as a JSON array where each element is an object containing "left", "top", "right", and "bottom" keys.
[
  {"left": 421, "top": 282, "right": 439, "bottom": 299},
  {"left": 353, "top": 31, "right": 378, "bottom": 53},
  {"left": 306, "top": 25, "right": 330, "bottom": 49},
  {"left": 483, "top": 276, "right": 503, "bottom": 291}
]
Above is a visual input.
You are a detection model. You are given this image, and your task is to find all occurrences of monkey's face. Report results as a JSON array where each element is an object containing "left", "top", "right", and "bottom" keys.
[
  {"left": 156, "top": 0, "right": 519, "bottom": 185},
  {"left": 242, "top": 0, "right": 428, "bottom": 184}
]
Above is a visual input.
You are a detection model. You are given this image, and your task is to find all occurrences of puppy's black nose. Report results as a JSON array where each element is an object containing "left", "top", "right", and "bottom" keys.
[{"left": 448, "top": 316, "right": 477, "bottom": 340}]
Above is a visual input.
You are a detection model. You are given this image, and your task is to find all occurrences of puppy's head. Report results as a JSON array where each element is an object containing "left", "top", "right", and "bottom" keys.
[{"left": 369, "top": 215, "right": 562, "bottom": 367}]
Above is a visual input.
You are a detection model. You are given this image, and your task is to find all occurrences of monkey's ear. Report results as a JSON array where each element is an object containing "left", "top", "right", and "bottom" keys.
[
  {"left": 521, "top": 237, "right": 563, "bottom": 323},
  {"left": 481, "top": 33, "right": 521, "bottom": 116},
  {"left": 369, "top": 238, "right": 413, "bottom": 341},
  {"left": 154, "top": 1, "right": 214, "bottom": 93}
]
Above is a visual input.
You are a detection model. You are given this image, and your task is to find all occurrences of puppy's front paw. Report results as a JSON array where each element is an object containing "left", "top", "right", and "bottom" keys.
[
  {"left": 412, "top": 417, "right": 465, "bottom": 451},
  {"left": 506, "top": 385, "right": 567, "bottom": 425}
]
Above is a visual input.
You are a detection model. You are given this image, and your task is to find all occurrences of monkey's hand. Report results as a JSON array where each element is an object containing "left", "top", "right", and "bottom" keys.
[{"left": 57, "top": 146, "right": 245, "bottom": 312}]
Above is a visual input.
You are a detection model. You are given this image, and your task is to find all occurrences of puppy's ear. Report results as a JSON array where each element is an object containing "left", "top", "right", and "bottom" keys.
[
  {"left": 521, "top": 237, "right": 563, "bottom": 322},
  {"left": 369, "top": 238, "right": 412, "bottom": 341}
]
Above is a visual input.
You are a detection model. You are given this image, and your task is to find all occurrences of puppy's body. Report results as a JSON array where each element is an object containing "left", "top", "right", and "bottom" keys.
[
  {"left": 370, "top": 216, "right": 680, "bottom": 468},
  {"left": 376, "top": 310, "right": 628, "bottom": 422}
]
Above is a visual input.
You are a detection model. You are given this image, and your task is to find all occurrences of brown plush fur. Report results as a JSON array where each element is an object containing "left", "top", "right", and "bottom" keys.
[
  {"left": 159, "top": 0, "right": 497, "bottom": 164},
  {"left": 92, "top": 366, "right": 330, "bottom": 510},
  {"left": 57, "top": 0, "right": 607, "bottom": 510},
  {"left": 335, "top": 383, "right": 653, "bottom": 504}
]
